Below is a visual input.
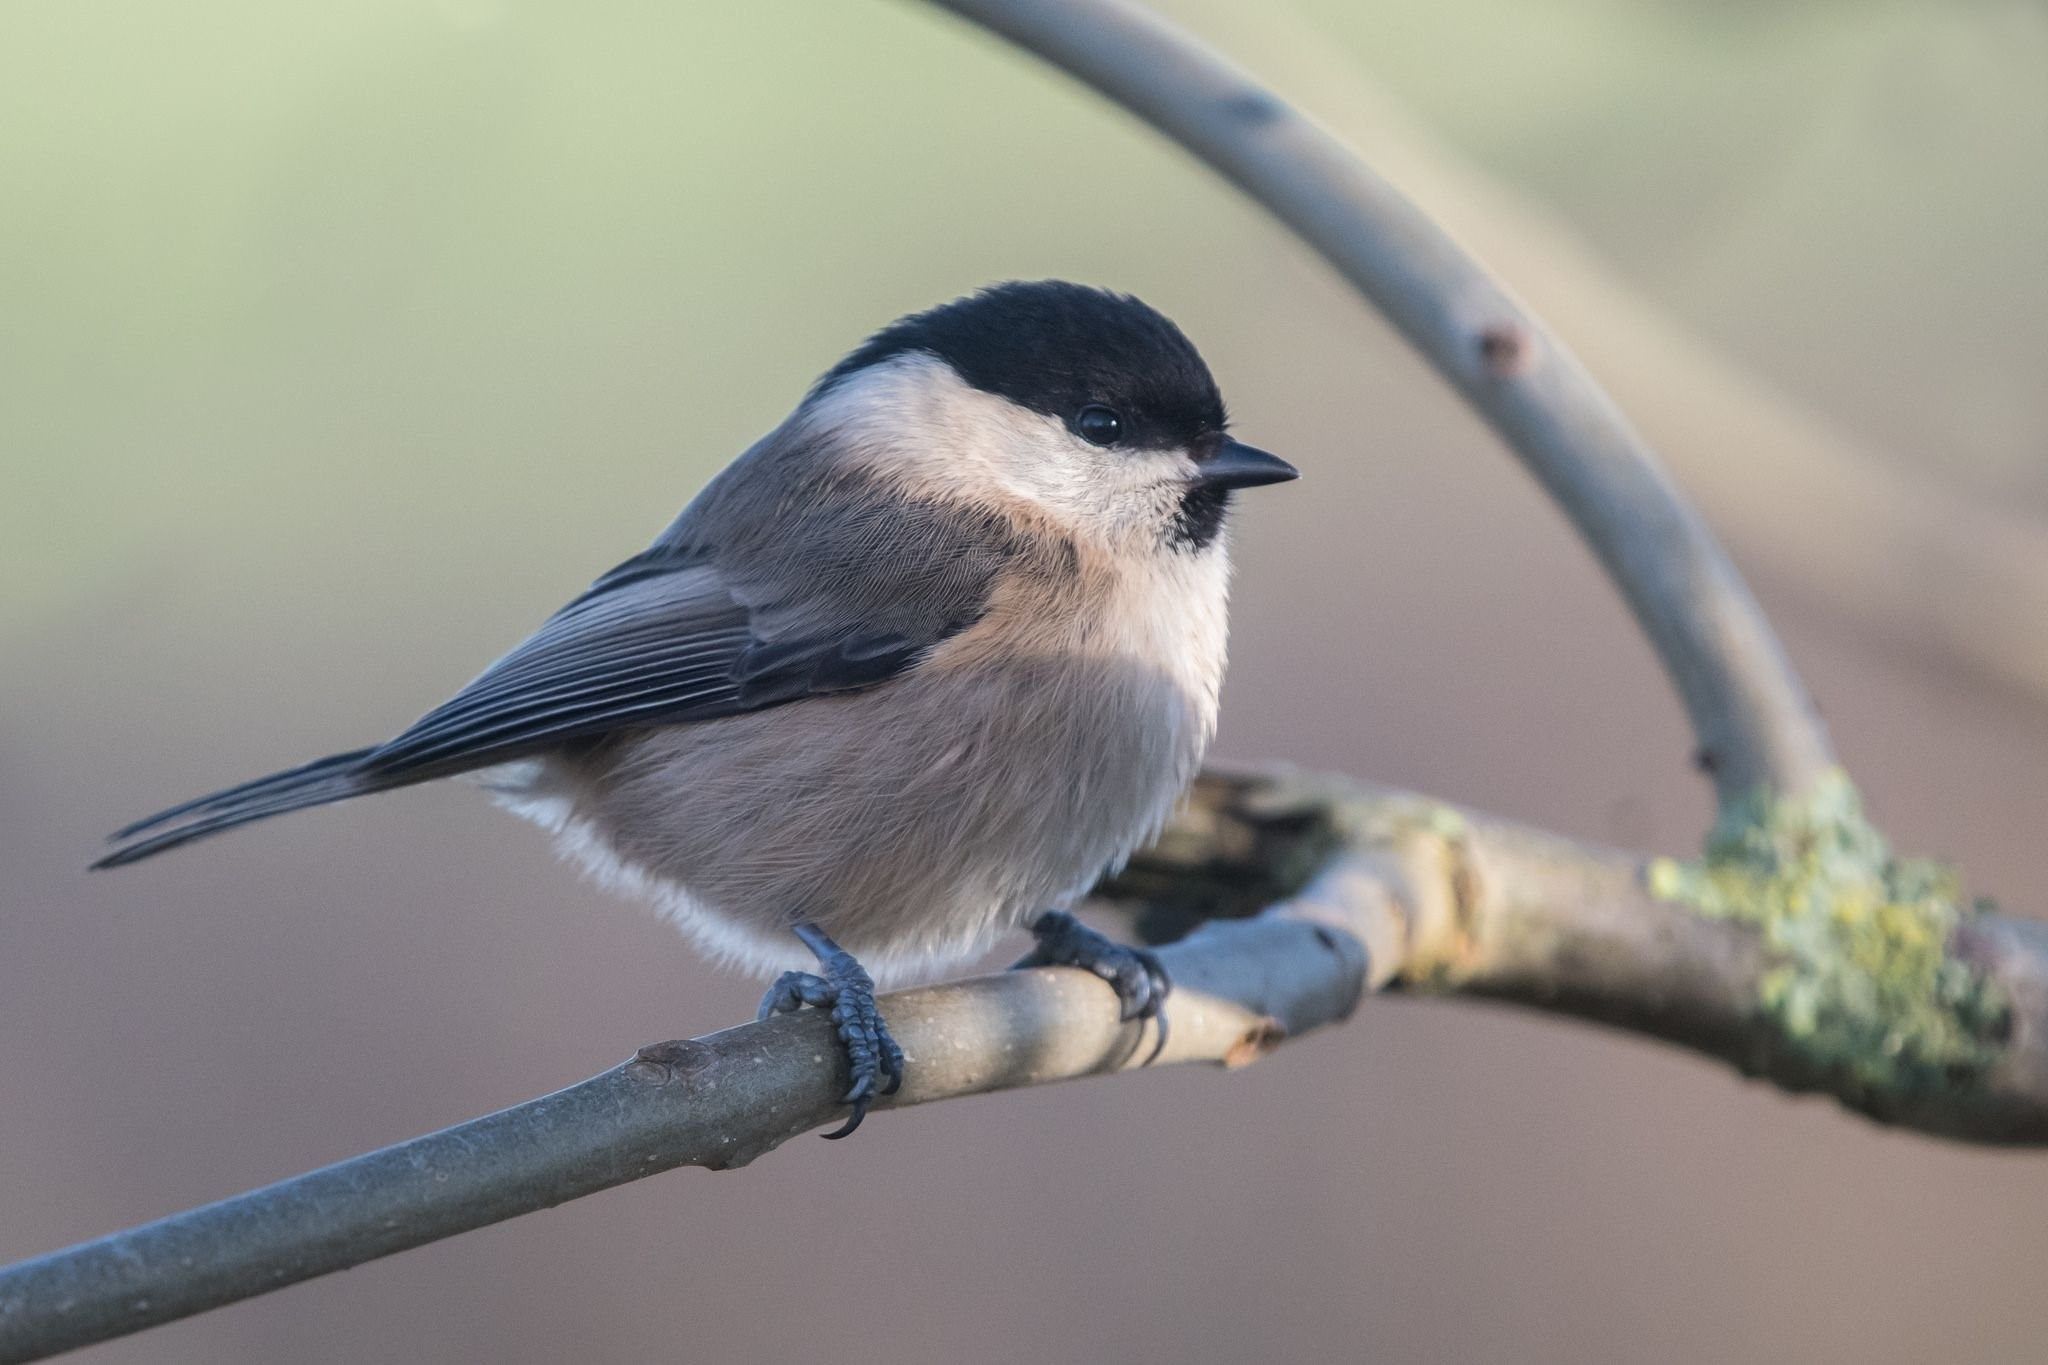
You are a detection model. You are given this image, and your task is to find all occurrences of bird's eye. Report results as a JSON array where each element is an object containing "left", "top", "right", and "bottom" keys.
[{"left": 1074, "top": 405, "right": 1124, "bottom": 447}]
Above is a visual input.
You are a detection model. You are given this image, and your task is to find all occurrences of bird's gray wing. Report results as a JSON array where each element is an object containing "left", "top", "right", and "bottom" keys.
[
  {"left": 93, "top": 564, "right": 949, "bottom": 867},
  {"left": 361, "top": 461, "right": 1036, "bottom": 780},
  {"left": 362, "top": 559, "right": 949, "bottom": 781},
  {"left": 94, "top": 457, "right": 1035, "bottom": 868}
]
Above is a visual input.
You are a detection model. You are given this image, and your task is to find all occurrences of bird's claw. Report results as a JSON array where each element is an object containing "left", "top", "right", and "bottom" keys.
[
  {"left": 1013, "top": 910, "right": 1172, "bottom": 1064},
  {"left": 758, "top": 952, "right": 903, "bottom": 1139}
]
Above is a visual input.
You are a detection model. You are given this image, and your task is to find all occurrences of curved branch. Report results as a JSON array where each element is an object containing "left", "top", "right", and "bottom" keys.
[
  {"left": 5, "top": 767, "right": 2044, "bottom": 1362},
  {"left": 923, "top": 0, "right": 1836, "bottom": 803},
  {"left": 1158, "top": 2, "right": 2048, "bottom": 717}
]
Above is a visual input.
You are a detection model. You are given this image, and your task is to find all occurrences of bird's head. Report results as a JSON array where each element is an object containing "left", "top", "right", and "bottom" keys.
[{"left": 805, "top": 280, "right": 1296, "bottom": 554}]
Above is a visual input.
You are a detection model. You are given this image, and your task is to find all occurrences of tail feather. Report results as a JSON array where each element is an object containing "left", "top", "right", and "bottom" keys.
[
  {"left": 94, "top": 747, "right": 385, "bottom": 869},
  {"left": 109, "top": 749, "right": 377, "bottom": 840}
]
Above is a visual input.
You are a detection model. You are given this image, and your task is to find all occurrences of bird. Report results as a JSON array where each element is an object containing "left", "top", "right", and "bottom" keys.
[{"left": 95, "top": 280, "right": 1298, "bottom": 1136}]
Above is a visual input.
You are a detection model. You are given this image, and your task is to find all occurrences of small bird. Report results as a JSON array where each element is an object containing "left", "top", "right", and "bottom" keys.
[{"left": 96, "top": 281, "right": 1297, "bottom": 1135}]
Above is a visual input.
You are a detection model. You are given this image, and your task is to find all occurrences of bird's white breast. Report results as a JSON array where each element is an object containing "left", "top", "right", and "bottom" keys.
[{"left": 1090, "top": 535, "right": 1232, "bottom": 733}]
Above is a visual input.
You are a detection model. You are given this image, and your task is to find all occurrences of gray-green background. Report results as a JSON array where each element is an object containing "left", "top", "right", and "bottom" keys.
[{"left": 6, "top": 2, "right": 2046, "bottom": 1360}]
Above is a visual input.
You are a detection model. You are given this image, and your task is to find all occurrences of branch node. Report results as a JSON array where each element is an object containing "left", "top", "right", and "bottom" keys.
[
  {"left": 1647, "top": 771, "right": 2009, "bottom": 1113},
  {"left": 1476, "top": 322, "right": 1534, "bottom": 378},
  {"left": 1223, "top": 1018, "right": 1288, "bottom": 1068},
  {"left": 1217, "top": 88, "right": 1283, "bottom": 128},
  {"left": 630, "top": 1038, "right": 714, "bottom": 1084}
]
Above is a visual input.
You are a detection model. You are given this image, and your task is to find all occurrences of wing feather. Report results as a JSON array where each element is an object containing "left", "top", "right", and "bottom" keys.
[{"left": 361, "top": 568, "right": 925, "bottom": 778}]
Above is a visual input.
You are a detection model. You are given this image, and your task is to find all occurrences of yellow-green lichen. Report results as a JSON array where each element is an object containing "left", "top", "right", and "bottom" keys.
[{"left": 1648, "top": 771, "right": 2006, "bottom": 1103}]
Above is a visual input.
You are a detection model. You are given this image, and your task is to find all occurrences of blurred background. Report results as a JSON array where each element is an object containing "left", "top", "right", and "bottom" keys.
[{"left": 5, "top": 1, "right": 2047, "bottom": 1360}]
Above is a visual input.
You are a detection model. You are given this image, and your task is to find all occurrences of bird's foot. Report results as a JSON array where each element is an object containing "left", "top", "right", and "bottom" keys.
[
  {"left": 1013, "top": 910, "right": 1171, "bottom": 1064},
  {"left": 758, "top": 933, "right": 904, "bottom": 1140}
]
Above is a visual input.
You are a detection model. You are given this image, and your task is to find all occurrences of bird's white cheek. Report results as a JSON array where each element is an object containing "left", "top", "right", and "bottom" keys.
[
  {"left": 1024, "top": 452, "right": 1195, "bottom": 543},
  {"left": 804, "top": 354, "right": 1205, "bottom": 544}
]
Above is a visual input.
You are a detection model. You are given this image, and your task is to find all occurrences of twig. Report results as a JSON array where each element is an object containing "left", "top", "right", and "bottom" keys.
[
  {"left": 1186, "top": 1, "right": 2048, "bottom": 718},
  {"left": 922, "top": 0, "right": 1837, "bottom": 804},
  {"left": 0, "top": 841, "right": 1363, "bottom": 1364},
  {"left": 5, "top": 768, "right": 2042, "bottom": 1361}
]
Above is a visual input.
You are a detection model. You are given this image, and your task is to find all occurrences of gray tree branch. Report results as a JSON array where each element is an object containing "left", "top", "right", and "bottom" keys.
[
  {"left": 6, "top": 768, "right": 2046, "bottom": 1362},
  {"left": 1177, "top": 0, "right": 2048, "bottom": 717}
]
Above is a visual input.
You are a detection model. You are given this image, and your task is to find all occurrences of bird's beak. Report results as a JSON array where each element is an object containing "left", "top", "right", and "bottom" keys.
[{"left": 1194, "top": 438, "right": 1300, "bottom": 490}]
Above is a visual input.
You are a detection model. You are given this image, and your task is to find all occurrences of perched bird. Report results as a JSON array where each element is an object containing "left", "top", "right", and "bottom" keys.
[{"left": 96, "top": 280, "right": 1297, "bottom": 1135}]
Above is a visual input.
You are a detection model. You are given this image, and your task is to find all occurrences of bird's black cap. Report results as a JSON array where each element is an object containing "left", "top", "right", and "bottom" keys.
[{"left": 820, "top": 280, "right": 1228, "bottom": 451}]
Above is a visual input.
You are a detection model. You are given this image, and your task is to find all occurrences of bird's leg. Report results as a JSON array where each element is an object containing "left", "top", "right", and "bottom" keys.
[
  {"left": 1012, "top": 910, "right": 1171, "bottom": 1064},
  {"left": 757, "top": 921, "right": 904, "bottom": 1140}
]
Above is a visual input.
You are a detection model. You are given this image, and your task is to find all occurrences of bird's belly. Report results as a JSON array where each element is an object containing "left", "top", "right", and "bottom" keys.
[{"left": 491, "top": 654, "right": 1211, "bottom": 981}]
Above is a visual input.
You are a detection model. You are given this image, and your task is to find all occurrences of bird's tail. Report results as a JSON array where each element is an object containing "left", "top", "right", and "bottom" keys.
[{"left": 93, "top": 747, "right": 386, "bottom": 869}]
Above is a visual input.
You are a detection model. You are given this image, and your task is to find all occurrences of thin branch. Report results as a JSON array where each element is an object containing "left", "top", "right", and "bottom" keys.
[
  {"left": 0, "top": 850, "right": 1365, "bottom": 1365},
  {"left": 1191, "top": 3, "right": 2048, "bottom": 717},
  {"left": 5, "top": 767, "right": 2043, "bottom": 1362},
  {"left": 923, "top": 0, "right": 1837, "bottom": 804}
]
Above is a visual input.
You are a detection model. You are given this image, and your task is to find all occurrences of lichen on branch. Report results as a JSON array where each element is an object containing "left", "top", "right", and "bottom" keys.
[{"left": 1648, "top": 771, "right": 2009, "bottom": 1106}]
